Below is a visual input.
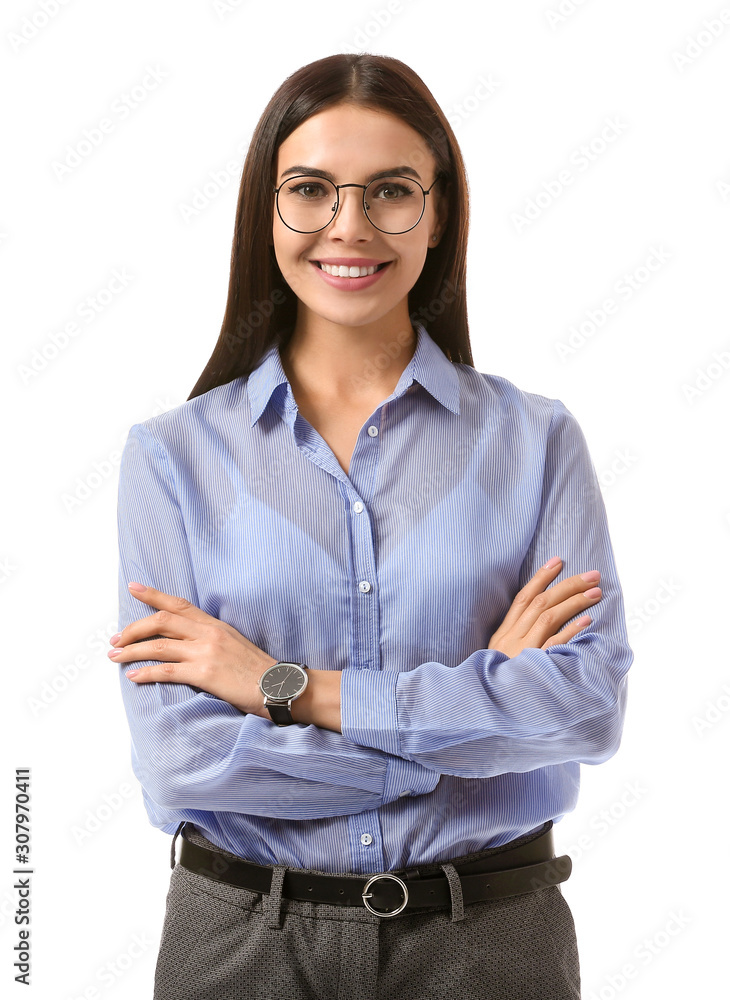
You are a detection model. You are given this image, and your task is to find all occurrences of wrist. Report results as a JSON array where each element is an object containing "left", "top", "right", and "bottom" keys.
[
  {"left": 290, "top": 669, "right": 342, "bottom": 732},
  {"left": 253, "top": 656, "right": 279, "bottom": 718}
]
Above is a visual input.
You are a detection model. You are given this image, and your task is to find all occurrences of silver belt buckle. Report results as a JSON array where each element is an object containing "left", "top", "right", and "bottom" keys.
[{"left": 361, "top": 873, "right": 409, "bottom": 917}]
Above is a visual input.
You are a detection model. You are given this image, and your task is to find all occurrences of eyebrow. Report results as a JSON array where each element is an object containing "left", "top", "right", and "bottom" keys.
[{"left": 278, "top": 165, "right": 423, "bottom": 183}]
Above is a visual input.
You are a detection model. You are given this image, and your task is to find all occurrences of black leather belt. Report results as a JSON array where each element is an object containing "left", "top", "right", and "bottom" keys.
[{"left": 176, "top": 822, "right": 572, "bottom": 918}]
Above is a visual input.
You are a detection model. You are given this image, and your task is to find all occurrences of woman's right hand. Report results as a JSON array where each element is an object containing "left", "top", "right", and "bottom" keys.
[{"left": 487, "top": 557, "right": 602, "bottom": 658}]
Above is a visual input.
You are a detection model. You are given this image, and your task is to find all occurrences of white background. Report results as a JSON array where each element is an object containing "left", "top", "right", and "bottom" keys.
[{"left": 2, "top": 1, "right": 728, "bottom": 997}]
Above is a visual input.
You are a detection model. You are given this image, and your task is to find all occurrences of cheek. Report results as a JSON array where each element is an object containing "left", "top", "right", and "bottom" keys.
[
  {"left": 272, "top": 226, "right": 307, "bottom": 275},
  {"left": 271, "top": 219, "right": 289, "bottom": 261},
  {"left": 399, "top": 239, "right": 428, "bottom": 280},
  {"left": 272, "top": 234, "right": 323, "bottom": 303}
]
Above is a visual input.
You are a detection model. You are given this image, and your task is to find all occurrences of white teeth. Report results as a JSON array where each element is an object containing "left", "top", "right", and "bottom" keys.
[{"left": 318, "top": 262, "right": 380, "bottom": 277}]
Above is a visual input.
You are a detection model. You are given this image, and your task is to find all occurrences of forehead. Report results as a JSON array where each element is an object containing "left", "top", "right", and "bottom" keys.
[{"left": 274, "top": 103, "right": 434, "bottom": 179}]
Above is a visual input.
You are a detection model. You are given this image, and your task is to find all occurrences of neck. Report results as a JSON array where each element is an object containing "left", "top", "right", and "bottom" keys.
[{"left": 280, "top": 309, "right": 418, "bottom": 405}]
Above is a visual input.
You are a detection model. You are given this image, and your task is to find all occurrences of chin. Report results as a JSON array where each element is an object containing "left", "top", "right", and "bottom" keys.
[{"left": 299, "top": 296, "right": 396, "bottom": 328}]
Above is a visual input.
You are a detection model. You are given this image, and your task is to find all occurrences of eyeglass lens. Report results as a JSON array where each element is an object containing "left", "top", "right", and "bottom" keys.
[{"left": 276, "top": 176, "right": 425, "bottom": 234}]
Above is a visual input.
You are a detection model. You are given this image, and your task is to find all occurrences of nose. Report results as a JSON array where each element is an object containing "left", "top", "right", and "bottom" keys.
[{"left": 327, "top": 186, "right": 372, "bottom": 242}]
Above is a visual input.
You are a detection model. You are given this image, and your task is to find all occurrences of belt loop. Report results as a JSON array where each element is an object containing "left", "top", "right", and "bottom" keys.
[
  {"left": 263, "top": 865, "right": 287, "bottom": 929},
  {"left": 170, "top": 821, "right": 186, "bottom": 870},
  {"left": 439, "top": 863, "right": 465, "bottom": 923}
]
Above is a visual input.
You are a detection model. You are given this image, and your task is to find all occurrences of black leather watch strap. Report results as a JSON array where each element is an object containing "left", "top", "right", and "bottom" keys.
[{"left": 266, "top": 701, "right": 294, "bottom": 726}]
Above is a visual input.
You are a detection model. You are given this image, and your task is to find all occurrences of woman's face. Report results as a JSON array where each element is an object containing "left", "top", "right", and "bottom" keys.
[{"left": 272, "top": 102, "right": 447, "bottom": 335}]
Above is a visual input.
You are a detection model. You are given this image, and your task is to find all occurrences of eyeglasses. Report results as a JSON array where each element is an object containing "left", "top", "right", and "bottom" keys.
[{"left": 273, "top": 174, "right": 441, "bottom": 235}]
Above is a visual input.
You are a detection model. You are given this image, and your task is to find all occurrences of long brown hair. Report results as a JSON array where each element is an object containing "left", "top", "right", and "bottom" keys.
[{"left": 188, "top": 53, "right": 473, "bottom": 401}]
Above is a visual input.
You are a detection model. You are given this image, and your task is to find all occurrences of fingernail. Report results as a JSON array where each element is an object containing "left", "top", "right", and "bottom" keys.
[
  {"left": 109, "top": 632, "right": 122, "bottom": 645},
  {"left": 542, "top": 556, "right": 562, "bottom": 569},
  {"left": 575, "top": 616, "right": 592, "bottom": 627},
  {"left": 108, "top": 648, "right": 123, "bottom": 658},
  {"left": 125, "top": 670, "right": 140, "bottom": 679},
  {"left": 583, "top": 587, "right": 601, "bottom": 599},
  {"left": 128, "top": 582, "right": 146, "bottom": 592},
  {"left": 580, "top": 571, "right": 600, "bottom": 583}
]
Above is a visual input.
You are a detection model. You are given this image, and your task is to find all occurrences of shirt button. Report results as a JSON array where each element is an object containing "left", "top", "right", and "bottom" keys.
[
  {"left": 400, "top": 790, "right": 412, "bottom": 797},
  {"left": 352, "top": 501, "right": 364, "bottom": 513},
  {"left": 360, "top": 833, "right": 373, "bottom": 845},
  {"left": 358, "top": 581, "right": 371, "bottom": 593},
  {"left": 367, "top": 425, "right": 379, "bottom": 437}
]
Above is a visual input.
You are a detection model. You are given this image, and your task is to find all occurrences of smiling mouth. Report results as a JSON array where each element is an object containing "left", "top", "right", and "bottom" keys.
[{"left": 313, "top": 261, "right": 391, "bottom": 277}]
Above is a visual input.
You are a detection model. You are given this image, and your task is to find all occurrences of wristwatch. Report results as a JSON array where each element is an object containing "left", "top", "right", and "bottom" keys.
[{"left": 258, "top": 661, "right": 309, "bottom": 726}]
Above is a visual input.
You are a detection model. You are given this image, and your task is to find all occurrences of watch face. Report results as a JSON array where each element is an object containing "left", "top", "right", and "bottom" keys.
[{"left": 260, "top": 663, "right": 307, "bottom": 701}]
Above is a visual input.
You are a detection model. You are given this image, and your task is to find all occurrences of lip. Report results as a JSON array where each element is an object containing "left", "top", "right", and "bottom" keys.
[
  {"left": 310, "top": 259, "right": 392, "bottom": 290},
  {"left": 311, "top": 258, "right": 391, "bottom": 267}
]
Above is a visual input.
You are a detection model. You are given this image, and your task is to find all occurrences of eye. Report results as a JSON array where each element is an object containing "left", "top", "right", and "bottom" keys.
[
  {"left": 286, "top": 181, "right": 328, "bottom": 199},
  {"left": 370, "top": 181, "right": 416, "bottom": 200}
]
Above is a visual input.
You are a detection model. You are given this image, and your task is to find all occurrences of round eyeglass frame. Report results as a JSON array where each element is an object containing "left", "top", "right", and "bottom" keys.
[{"left": 273, "top": 174, "right": 441, "bottom": 235}]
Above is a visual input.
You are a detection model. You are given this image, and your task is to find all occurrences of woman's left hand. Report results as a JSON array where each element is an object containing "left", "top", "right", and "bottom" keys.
[{"left": 108, "top": 582, "right": 277, "bottom": 717}]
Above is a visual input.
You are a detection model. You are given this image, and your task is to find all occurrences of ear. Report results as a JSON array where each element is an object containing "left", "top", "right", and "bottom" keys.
[{"left": 430, "top": 179, "right": 450, "bottom": 247}]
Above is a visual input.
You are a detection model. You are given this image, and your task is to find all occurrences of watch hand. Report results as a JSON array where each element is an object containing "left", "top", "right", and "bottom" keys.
[{"left": 272, "top": 667, "right": 296, "bottom": 697}]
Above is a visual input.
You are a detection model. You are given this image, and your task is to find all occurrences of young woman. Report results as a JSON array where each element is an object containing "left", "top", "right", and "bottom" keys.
[{"left": 111, "top": 52, "right": 633, "bottom": 1000}]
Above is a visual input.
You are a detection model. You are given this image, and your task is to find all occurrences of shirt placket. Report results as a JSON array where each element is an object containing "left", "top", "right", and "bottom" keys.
[
  {"left": 344, "top": 410, "right": 385, "bottom": 873},
  {"left": 288, "top": 392, "right": 389, "bottom": 873}
]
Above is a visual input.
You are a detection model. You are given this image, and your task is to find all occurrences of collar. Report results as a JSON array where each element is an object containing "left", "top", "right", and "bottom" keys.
[{"left": 247, "top": 321, "right": 461, "bottom": 428}]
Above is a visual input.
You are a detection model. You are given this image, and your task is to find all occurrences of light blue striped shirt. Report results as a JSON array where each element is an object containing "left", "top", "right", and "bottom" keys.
[{"left": 116, "top": 322, "right": 633, "bottom": 874}]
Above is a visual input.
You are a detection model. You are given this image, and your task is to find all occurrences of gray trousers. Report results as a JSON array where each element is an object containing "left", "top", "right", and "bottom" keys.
[{"left": 153, "top": 824, "right": 581, "bottom": 1000}]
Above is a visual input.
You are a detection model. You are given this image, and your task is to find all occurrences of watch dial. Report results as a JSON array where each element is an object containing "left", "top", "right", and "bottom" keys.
[{"left": 261, "top": 664, "right": 305, "bottom": 699}]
